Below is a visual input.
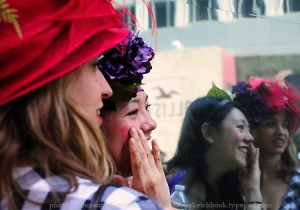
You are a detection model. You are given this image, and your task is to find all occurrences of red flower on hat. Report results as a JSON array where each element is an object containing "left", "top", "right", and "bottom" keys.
[{"left": 249, "top": 76, "right": 300, "bottom": 133}]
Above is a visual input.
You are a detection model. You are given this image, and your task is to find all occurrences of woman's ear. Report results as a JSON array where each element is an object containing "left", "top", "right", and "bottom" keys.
[{"left": 201, "top": 123, "right": 215, "bottom": 144}]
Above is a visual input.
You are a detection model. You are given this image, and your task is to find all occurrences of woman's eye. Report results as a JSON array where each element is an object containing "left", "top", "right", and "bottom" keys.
[
  {"left": 146, "top": 104, "right": 151, "bottom": 111},
  {"left": 127, "top": 109, "right": 138, "bottom": 116},
  {"left": 92, "top": 62, "right": 99, "bottom": 71},
  {"left": 264, "top": 121, "right": 275, "bottom": 127},
  {"left": 237, "top": 125, "right": 244, "bottom": 130},
  {"left": 283, "top": 122, "right": 289, "bottom": 128}
]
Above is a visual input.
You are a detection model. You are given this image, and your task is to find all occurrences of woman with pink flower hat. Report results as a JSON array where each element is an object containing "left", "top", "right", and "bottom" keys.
[{"left": 247, "top": 76, "right": 300, "bottom": 210}]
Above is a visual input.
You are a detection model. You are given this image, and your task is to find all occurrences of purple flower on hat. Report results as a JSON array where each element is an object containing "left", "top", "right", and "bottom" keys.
[
  {"left": 98, "top": 31, "right": 154, "bottom": 101},
  {"left": 232, "top": 82, "right": 268, "bottom": 126},
  {"left": 98, "top": 31, "right": 154, "bottom": 85}
]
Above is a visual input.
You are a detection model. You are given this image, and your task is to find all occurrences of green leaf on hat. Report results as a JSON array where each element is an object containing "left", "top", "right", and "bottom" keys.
[
  {"left": 108, "top": 80, "right": 141, "bottom": 102},
  {"left": 207, "top": 82, "right": 231, "bottom": 99},
  {"left": 0, "top": 0, "right": 22, "bottom": 38}
]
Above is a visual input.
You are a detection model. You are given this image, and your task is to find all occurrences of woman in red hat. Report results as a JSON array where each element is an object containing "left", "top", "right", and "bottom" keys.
[
  {"left": 0, "top": 0, "right": 170, "bottom": 209},
  {"left": 247, "top": 77, "right": 300, "bottom": 210}
]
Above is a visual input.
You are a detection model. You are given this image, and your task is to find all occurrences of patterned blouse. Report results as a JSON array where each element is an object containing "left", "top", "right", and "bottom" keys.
[
  {"left": 1, "top": 167, "right": 162, "bottom": 210},
  {"left": 279, "top": 167, "right": 300, "bottom": 210}
]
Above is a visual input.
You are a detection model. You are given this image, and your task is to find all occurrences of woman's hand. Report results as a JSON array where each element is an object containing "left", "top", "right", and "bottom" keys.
[
  {"left": 241, "top": 143, "right": 262, "bottom": 209},
  {"left": 128, "top": 127, "right": 171, "bottom": 207}
]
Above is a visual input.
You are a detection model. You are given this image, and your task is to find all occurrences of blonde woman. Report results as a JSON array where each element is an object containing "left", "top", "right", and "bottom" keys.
[{"left": 0, "top": 0, "right": 169, "bottom": 209}]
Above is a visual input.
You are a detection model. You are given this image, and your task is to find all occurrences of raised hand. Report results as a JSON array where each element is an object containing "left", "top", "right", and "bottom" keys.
[
  {"left": 129, "top": 127, "right": 171, "bottom": 207},
  {"left": 241, "top": 143, "right": 262, "bottom": 208}
]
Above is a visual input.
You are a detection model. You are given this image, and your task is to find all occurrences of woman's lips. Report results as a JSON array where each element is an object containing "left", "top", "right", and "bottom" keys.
[
  {"left": 272, "top": 139, "right": 285, "bottom": 147},
  {"left": 97, "top": 115, "right": 103, "bottom": 125},
  {"left": 96, "top": 109, "right": 103, "bottom": 125}
]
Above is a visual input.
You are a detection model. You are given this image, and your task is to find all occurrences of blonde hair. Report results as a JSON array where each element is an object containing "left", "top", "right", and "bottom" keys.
[
  {"left": 278, "top": 136, "right": 299, "bottom": 182},
  {"left": 0, "top": 67, "right": 115, "bottom": 209}
]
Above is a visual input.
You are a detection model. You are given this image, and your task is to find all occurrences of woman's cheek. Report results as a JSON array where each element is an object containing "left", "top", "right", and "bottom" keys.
[
  {"left": 234, "top": 133, "right": 243, "bottom": 142},
  {"left": 120, "top": 126, "right": 131, "bottom": 142}
]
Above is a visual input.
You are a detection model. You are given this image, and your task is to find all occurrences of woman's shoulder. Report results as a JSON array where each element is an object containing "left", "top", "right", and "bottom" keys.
[
  {"left": 279, "top": 166, "right": 300, "bottom": 210},
  {"left": 288, "top": 166, "right": 300, "bottom": 185},
  {"left": 12, "top": 167, "right": 162, "bottom": 210},
  {"left": 294, "top": 166, "right": 300, "bottom": 174},
  {"left": 288, "top": 166, "right": 300, "bottom": 189},
  {"left": 83, "top": 183, "right": 163, "bottom": 210}
]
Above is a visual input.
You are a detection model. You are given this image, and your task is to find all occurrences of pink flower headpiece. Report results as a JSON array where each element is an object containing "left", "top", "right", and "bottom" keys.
[{"left": 249, "top": 76, "right": 300, "bottom": 133}]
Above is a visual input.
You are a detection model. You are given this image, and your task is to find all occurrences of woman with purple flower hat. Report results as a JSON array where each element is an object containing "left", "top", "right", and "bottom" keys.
[
  {"left": 98, "top": 31, "right": 172, "bottom": 207},
  {"left": 165, "top": 83, "right": 267, "bottom": 210}
]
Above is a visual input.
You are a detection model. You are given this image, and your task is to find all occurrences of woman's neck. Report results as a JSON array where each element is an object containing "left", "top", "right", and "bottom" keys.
[
  {"left": 206, "top": 172, "right": 222, "bottom": 197},
  {"left": 261, "top": 154, "right": 281, "bottom": 177},
  {"left": 205, "top": 154, "right": 227, "bottom": 195}
]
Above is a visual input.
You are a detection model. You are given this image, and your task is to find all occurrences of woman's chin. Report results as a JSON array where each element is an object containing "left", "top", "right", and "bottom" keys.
[
  {"left": 239, "top": 159, "right": 247, "bottom": 169},
  {"left": 234, "top": 156, "right": 247, "bottom": 169}
]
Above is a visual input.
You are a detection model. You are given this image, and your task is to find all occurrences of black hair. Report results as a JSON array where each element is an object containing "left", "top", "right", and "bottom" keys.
[
  {"left": 167, "top": 96, "right": 244, "bottom": 208},
  {"left": 102, "top": 100, "right": 117, "bottom": 111}
]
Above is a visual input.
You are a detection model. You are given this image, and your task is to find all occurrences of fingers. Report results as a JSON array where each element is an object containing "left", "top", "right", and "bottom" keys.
[
  {"left": 135, "top": 129, "right": 163, "bottom": 173},
  {"left": 129, "top": 127, "right": 165, "bottom": 178},
  {"left": 247, "top": 143, "right": 260, "bottom": 170},
  {"left": 129, "top": 127, "right": 154, "bottom": 192},
  {"left": 254, "top": 147, "right": 259, "bottom": 162},
  {"left": 130, "top": 128, "right": 151, "bottom": 161},
  {"left": 129, "top": 137, "right": 144, "bottom": 187},
  {"left": 129, "top": 127, "right": 163, "bottom": 176},
  {"left": 137, "top": 129, "right": 152, "bottom": 153},
  {"left": 129, "top": 128, "right": 171, "bottom": 206},
  {"left": 252, "top": 147, "right": 260, "bottom": 173},
  {"left": 151, "top": 139, "right": 164, "bottom": 173},
  {"left": 130, "top": 127, "right": 155, "bottom": 165},
  {"left": 246, "top": 143, "right": 254, "bottom": 170}
]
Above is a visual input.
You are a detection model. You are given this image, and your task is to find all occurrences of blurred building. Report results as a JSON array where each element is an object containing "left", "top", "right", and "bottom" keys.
[
  {"left": 124, "top": 0, "right": 300, "bottom": 55},
  {"left": 120, "top": 0, "right": 300, "bottom": 159}
]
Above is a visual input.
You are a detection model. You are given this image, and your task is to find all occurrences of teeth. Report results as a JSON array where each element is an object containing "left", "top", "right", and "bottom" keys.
[
  {"left": 273, "top": 139, "right": 284, "bottom": 143},
  {"left": 239, "top": 147, "right": 247, "bottom": 154},
  {"left": 97, "top": 109, "right": 100, "bottom": 116}
]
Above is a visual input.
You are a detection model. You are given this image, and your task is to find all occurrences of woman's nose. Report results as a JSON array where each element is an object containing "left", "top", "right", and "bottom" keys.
[
  {"left": 275, "top": 124, "right": 286, "bottom": 134},
  {"left": 244, "top": 131, "right": 254, "bottom": 143},
  {"left": 99, "top": 72, "right": 113, "bottom": 99},
  {"left": 141, "top": 112, "right": 157, "bottom": 132}
]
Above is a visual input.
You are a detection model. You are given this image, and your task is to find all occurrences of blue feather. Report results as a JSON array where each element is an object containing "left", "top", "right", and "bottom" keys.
[{"left": 167, "top": 170, "right": 187, "bottom": 194}]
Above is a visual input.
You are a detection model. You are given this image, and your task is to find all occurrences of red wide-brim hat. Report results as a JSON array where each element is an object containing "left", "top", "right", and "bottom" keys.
[{"left": 0, "top": 0, "right": 129, "bottom": 105}]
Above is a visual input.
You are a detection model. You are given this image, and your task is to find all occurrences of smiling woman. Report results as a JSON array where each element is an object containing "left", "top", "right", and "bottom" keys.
[
  {"left": 165, "top": 83, "right": 266, "bottom": 210},
  {"left": 99, "top": 30, "right": 172, "bottom": 207},
  {"left": 246, "top": 76, "right": 300, "bottom": 210},
  {"left": 101, "top": 91, "right": 157, "bottom": 176}
]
